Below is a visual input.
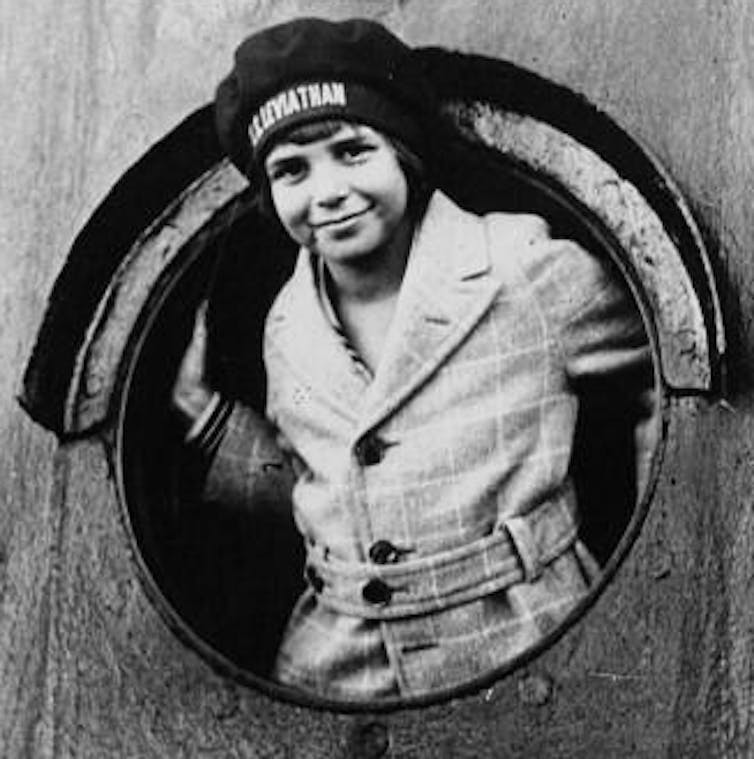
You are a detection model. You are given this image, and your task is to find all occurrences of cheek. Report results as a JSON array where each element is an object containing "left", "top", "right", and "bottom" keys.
[
  {"left": 380, "top": 170, "right": 409, "bottom": 222},
  {"left": 271, "top": 188, "right": 307, "bottom": 235},
  {"left": 381, "top": 157, "right": 409, "bottom": 212}
]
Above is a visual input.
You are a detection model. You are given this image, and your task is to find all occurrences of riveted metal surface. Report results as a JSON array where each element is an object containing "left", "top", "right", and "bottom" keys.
[{"left": 8, "top": 1, "right": 745, "bottom": 757}]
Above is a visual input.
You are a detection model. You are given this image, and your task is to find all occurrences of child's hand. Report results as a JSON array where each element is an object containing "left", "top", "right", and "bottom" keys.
[{"left": 172, "top": 301, "right": 213, "bottom": 425}]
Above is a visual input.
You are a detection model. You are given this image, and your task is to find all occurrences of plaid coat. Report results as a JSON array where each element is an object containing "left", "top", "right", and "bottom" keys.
[{"left": 203, "top": 191, "right": 651, "bottom": 700}]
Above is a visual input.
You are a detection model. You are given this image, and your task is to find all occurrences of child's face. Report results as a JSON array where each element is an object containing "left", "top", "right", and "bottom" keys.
[{"left": 264, "top": 124, "right": 409, "bottom": 265}]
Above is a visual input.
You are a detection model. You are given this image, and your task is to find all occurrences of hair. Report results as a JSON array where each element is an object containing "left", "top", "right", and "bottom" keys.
[{"left": 255, "top": 119, "right": 433, "bottom": 222}]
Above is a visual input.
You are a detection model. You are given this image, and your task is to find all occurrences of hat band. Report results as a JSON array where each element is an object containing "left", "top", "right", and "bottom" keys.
[{"left": 248, "top": 80, "right": 421, "bottom": 158}]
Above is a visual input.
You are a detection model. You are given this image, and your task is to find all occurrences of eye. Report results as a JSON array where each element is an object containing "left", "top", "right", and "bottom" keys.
[
  {"left": 336, "top": 139, "right": 375, "bottom": 164},
  {"left": 266, "top": 157, "right": 307, "bottom": 184}
]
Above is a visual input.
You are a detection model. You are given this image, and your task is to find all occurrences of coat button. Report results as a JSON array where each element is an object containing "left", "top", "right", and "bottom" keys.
[
  {"left": 368, "top": 540, "right": 400, "bottom": 564},
  {"left": 362, "top": 578, "right": 392, "bottom": 606},
  {"left": 305, "top": 564, "right": 324, "bottom": 593},
  {"left": 354, "top": 435, "right": 388, "bottom": 466}
]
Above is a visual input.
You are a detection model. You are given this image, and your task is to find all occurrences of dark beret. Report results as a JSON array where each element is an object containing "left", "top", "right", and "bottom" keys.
[{"left": 214, "top": 17, "right": 436, "bottom": 176}]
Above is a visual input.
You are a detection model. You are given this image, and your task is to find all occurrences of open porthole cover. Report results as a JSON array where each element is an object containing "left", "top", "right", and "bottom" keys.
[{"left": 20, "top": 49, "right": 723, "bottom": 712}]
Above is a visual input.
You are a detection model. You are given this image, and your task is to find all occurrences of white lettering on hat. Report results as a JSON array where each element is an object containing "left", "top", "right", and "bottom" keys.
[
  {"left": 250, "top": 114, "right": 263, "bottom": 145},
  {"left": 295, "top": 85, "right": 310, "bottom": 109},
  {"left": 248, "top": 81, "right": 348, "bottom": 148},
  {"left": 307, "top": 83, "right": 322, "bottom": 107},
  {"left": 321, "top": 82, "right": 345, "bottom": 106}
]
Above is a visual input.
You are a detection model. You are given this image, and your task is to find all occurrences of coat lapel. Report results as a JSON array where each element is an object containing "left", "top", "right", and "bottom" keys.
[
  {"left": 356, "top": 192, "right": 501, "bottom": 437},
  {"left": 265, "top": 250, "right": 368, "bottom": 422}
]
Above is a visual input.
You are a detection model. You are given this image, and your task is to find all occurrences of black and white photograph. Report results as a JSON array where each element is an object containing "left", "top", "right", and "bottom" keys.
[{"left": 0, "top": 2, "right": 742, "bottom": 756}]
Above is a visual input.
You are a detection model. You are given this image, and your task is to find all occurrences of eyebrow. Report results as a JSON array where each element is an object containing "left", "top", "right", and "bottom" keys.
[{"left": 264, "top": 150, "right": 304, "bottom": 172}]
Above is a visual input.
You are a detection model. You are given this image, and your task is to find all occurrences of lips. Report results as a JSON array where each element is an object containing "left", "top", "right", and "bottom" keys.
[{"left": 310, "top": 206, "right": 372, "bottom": 229}]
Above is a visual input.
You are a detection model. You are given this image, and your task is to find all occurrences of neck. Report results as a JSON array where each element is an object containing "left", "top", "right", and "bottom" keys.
[{"left": 324, "top": 218, "right": 414, "bottom": 304}]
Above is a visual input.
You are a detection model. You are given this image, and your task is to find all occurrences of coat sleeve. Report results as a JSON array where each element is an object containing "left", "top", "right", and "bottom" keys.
[
  {"left": 548, "top": 243, "right": 650, "bottom": 383},
  {"left": 486, "top": 210, "right": 657, "bottom": 510},
  {"left": 193, "top": 398, "right": 296, "bottom": 512},
  {"left": 527, "top": 228, "right": 658, "bottom": 510},
  {"left": 180, "top": 280, "right": 298, "bottom": 513},
  {"left": 486, "top": 212, "right": 653, "bottom": 382}
]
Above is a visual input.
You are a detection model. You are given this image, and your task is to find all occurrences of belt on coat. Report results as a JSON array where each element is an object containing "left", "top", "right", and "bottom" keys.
[{"left": 304, "top": 493, "right": 582, "bottom": 620}]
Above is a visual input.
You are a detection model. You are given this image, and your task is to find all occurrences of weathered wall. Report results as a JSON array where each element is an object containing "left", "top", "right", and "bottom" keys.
[{"left": 1, "top": 1, "right": 752, "bottom": 756}]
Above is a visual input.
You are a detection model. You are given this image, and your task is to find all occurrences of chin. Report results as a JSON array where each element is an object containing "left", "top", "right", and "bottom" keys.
[
  {"left": 315, "top": 234, "right": 385, "bottom": 263},
  {"left": 317, "top": 245, "right": 376, "bottom": 265}
]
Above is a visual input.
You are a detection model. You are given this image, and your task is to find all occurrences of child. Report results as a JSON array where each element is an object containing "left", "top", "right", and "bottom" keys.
[{"left": 174, "top": 17, "right": 653, "bottom": 700}]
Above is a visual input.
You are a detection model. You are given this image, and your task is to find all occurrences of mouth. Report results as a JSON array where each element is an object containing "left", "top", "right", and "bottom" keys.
[{"left": 310, "top": 207, "right": 372, "bottom": 230}]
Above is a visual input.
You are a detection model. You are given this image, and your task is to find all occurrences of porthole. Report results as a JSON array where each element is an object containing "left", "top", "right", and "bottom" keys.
[{"left": 20, "top": 49, "right": 722, "bottom": 712}]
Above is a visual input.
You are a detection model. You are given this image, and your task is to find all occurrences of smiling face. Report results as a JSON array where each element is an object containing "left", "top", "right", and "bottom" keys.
[{"left": 264, "top": 123, "right": 410, "bottom": 267}]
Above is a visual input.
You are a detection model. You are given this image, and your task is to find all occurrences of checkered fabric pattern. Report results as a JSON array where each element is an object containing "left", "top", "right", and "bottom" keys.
[{"left": 204, "top": 191, "right": 653, "bottom": 700}]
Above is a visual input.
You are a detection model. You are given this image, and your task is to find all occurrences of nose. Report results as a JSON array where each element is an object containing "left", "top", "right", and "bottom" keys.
[{"left": 310, "top": 164, "right": 348, "bottom": 208}]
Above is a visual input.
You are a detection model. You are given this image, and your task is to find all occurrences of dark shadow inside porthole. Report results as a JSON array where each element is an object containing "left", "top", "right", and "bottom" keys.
[
  {"left": 118, "top": 130, "right": 660, "bottom": 708},
  {"left": 121, "top": 204, "right": 303, "bottom": 676}
]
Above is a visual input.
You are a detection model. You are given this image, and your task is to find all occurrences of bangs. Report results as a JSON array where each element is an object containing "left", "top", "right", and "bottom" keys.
[{"left": 280, "top": 119, "right": 359, "bottom": 145}]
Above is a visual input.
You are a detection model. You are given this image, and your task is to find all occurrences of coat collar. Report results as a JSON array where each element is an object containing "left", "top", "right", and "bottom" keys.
[
  {"left": 265, "top": 191, "right": 501, "bottom": 432},
  {"left": 265, "top": 244, "right": 368, "bottom": 425},
  {"left": 355, "top": 191, "right": 500, "bottom": 436}
]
